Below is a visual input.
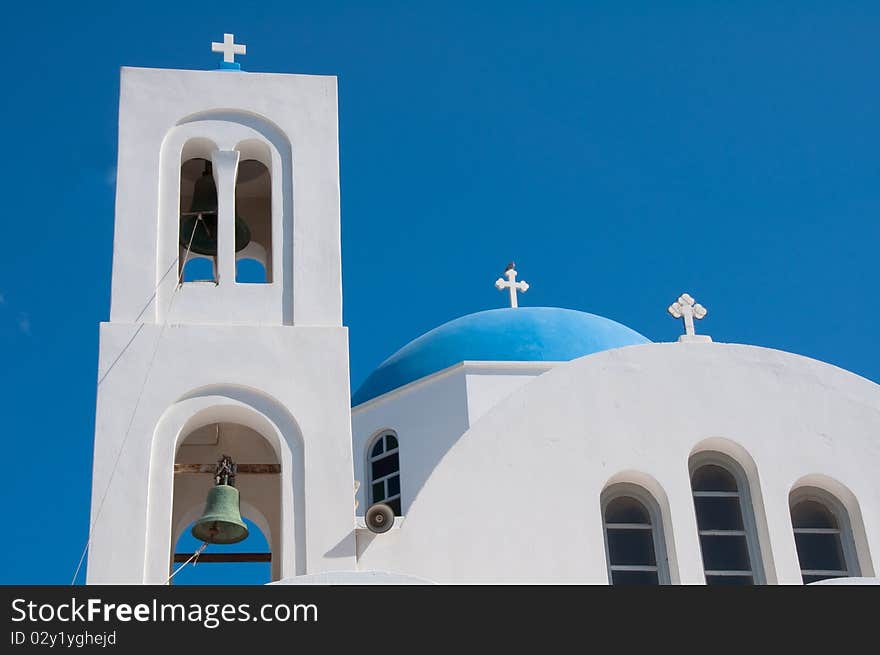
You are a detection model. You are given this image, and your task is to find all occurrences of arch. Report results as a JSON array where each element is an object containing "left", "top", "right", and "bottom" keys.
[
  {"left": 174, "top": 495, "right": 274, "bottom": 555},
  {"left": 172, "top": 516, "right": 271, "bottom": 585},
  {"left": 688, "top": 440, "right": 772, "bottom": 584},
  {"left": 182, "top": 257, "right": 215, "bottom": 282},
  {"left": 235, "top": 138, "right": 273, "bottom": 169},
  {"left": 789, "top": 474, "right": 874, "bottom": 580},
  {"left": 366, "top": 429, "right": 401, "bottom": 516},
  {"left": 234, "top": 141, "right": 272, "bottom": 283},
  {"left": 178, "top": 139, "right": 220, "bottom": 282},
  {"left": 156, "top": 111, "right": 293, "bottom": 323},
  {"left": 601, "top": 471, "right": 679, "bottom": 584},
  {"left": 177, "top": 109, "right": 291, "bottom": 151},
  {"left": 145, "top": 384, "right": 305, "bottom": 583},
  {"left": 180, "top": 137, "right": 218, "bottom": 163},
  {"left": 236, "top": 258, "right": 268, "bottom": 283},
  {"left": 171, "top": 421, "right": 281, "bottom": 580},
  {"left": 236, "top": 241, "right": 269, "bottom": 266},
  {"left": 600, "top": 476, "right": 673, "bottom": 585}
]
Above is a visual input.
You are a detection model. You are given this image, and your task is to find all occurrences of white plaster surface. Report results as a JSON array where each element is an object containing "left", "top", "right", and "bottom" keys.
[
  {"left": 89, "top": 66, "right": 353, "bottom": 584},
  {"left": 272, "top": 570, "right": 433, "bottom": 585},
  {"left": 809, "top": 577, "right": 880, "bottom": 585},
  {"left": 89, "top": 324, "right": 356, "bottom": 583},
  {"left": 351, "top": 362, "right": 554, "bottom": 514},
  {"left": 110, "top": 66, "right": 342, "bottom": 327},
  {"left": 352, "top": 367, "right": 469, "bottom": 516},
  {"left": 355, "top": 343, "right": 880, "bottom": 584}
]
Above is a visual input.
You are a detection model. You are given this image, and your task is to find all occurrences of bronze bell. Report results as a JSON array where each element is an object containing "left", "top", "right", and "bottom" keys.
[
  {"left": 191, "top": 455, "right": 249, "bottom": 545},
  {"left": 179, "top": 161, "right": 251, "bottom": 256}
]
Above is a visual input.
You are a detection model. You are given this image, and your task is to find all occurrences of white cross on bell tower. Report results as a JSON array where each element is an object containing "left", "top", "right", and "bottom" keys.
[
  {"left": 211, "top": 33, "right": 247, "bottom": 69},
  {"left": 668, "top": 292, "right": 712, "bottom": 342},
  {"left": 495, "top": 262, "right": 529, "bottom": 308}
]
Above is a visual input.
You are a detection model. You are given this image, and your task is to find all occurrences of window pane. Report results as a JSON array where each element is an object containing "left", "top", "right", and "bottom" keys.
[
  {"left": 371, "top": 482, "right": 385, "bottom": 502},
  {"left": 386, "top": 474, "right": 400, "bottom": 497},
  {"left": 692, "top": 465, "right": 738, "bottom": 492},
  {"left": 705, "top": 574, "right": 754, "bottom": 586},
  {"left": 791, "top": 500, "right": 838, "bottom": 530},
  {"left": 611, "top": 570, "right": 659, "bottom": 586},
  {"left": 699, "top": 534, "right": 751, "bottom": 572},
  {"left": 370, "top": 440, "right": 384, "bottom": 458},
  {"left": 371, "top": 452, "right": 399, "bottom": 480},
  {"left": 605, "top": 496, "right": 650, "bottom": 524},
  {"left": 385, "top": 434, "right": 398, "bottom": 450},
  {"left": 694, "top": 496, "right": 745, "bottom": 531},
  {"left": 607, "top": 529, "right": 656, "bottom": 566},
  {"left": 386, "top": 497, "right": 401, "bottom": 516},
  {"left": 794, "top": 533, "right": 846, "bottom": 573}
]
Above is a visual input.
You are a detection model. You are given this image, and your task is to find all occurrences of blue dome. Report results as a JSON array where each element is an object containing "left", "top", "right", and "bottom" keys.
[{"left": 352, "top": 307, "right": 650, "bottom": 406}]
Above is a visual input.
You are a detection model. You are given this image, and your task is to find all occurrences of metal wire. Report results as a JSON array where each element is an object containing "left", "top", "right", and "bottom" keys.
[
  {"left": 165, "top": 542, "right": 208, "bottom": 585},
  {"left": 71, "top": 217, "right": 203, "bottom": 585}
]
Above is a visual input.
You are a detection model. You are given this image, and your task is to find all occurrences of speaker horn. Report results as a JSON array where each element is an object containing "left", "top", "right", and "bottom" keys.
[{"left": 365, "top": 502, "right": 395, "bottom": 534}]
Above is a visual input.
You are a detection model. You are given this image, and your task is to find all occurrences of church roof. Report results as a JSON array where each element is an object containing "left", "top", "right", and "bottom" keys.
[{"left": 352, "top": 307, "right": 651, "bottom": 406}]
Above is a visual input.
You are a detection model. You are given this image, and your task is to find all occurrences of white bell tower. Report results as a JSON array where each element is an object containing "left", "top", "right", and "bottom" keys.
[{"left": 86, "top": 41, "right": 356, "bottom": 583}]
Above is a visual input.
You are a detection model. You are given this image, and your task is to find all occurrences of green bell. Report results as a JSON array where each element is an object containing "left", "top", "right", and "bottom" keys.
[
  {"left": 180, "top": 161, "right": 251, "bottom": 256},
  {"left": 191, "top": 483, "right": 249, "bottom": 544},
  {"left": 191, "top": 454, "right": 249, "bottom": 544}
]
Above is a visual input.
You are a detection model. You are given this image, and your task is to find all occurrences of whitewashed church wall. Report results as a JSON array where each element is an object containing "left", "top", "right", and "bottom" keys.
[
  {"left": 352, "top": 363, "right": 561, "bottom": 515},
  {"left": 352, "top": 369, "right": 471, "bottom": 515},
  {"left": 463, "top": 363, "right": 555, "bottom": 425},
  {"left": 88, "top": 323, "right": 356, "bottom": 583},
  {"left": 356, "top": 343, "right": 880, "bottom": 584},
  {"left": 109, "top": 67, "right": 342, "bottom": 327}
]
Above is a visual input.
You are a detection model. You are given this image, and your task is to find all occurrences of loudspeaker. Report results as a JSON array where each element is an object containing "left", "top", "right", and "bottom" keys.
[{"left": 365, "top": 502, "right": 395, "bottom": 534}]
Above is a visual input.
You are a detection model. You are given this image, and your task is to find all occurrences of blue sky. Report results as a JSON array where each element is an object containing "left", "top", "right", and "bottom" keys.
[{"left": 1, "top": 2, "right": 879, "bottom": 584}]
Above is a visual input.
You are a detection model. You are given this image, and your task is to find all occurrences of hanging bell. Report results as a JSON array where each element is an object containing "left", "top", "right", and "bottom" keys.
[
  {"left": 191, "top": 455, "right": 249, "bottom": 545},
  {"left": 179, "top": 161, "right": 252, "bottom": 256}
]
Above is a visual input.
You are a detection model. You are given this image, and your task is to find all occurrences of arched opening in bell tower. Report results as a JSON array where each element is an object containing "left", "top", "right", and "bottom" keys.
[
  {"left": 172, "top": 517, "right": 271, "bottom": 585},
  {"left": 171, "top": 421, "right": 282, "bottom": 583},
  {"left": 178, "top": 138, "right": 220, "bottom": 283},
  {"left": 234, "top": 140, "right": 273, "bottom": 283}
]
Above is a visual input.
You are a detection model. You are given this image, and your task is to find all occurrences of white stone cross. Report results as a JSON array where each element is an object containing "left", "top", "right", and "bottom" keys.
[
  {"left": 668, "top": 293, "right": 711, "bottom": 342},
  {"left": 212, "top": 33, "right": 247, "bottom": 64},
  {"left": 495, "top": 262, "right": 529, "bottom": 308}
]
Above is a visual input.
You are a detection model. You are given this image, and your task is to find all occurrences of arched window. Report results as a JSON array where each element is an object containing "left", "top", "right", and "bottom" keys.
[
  {"left": 233, "top": 152, "right": 272, "bottom": 284},
  {"left": 690, "top": 460, "right": 762, "bottom": 585},
  {"left": 368, "top": 432, "right": 401, "bottom": 515},
  {"left": 602, "top": 489, "right": 668, "bottom": 585},
  {"left": 179, "top": 157, "right": 219, "bottom": 282},
  {"left": 172, "top": 422, "right": 281, "bottom": 582},
  {"left": 790, "top": 488, "right": 860, "bottom": 584}
]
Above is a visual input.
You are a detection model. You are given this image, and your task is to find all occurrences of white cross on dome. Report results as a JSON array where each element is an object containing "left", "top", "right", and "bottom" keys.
[{"left": 495, "top": 262, "right": 529, "bottom": 308}]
